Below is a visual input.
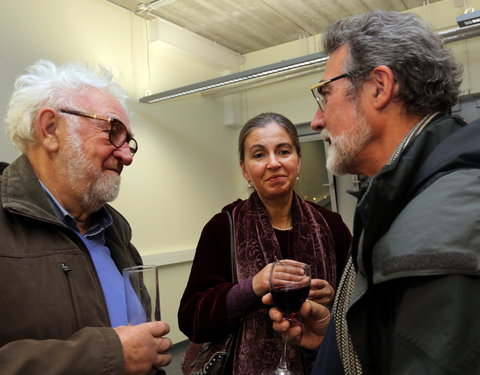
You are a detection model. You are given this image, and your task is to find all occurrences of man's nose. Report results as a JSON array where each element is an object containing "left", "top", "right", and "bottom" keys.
[
  {"left": 113, "top": 143, "right": 134, "bottom": 166},
  {"left": 310, "top": 107, "right": 325, "bottom": 132}
]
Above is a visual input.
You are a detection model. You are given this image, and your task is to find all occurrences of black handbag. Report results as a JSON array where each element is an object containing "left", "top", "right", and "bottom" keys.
[{"left": 181, "top": 211, "right": 238, "bottom": 375}]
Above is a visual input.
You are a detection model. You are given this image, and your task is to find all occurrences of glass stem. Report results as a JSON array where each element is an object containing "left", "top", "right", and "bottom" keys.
[{"left": 277, "top": 334, "right": 288, "bottom": 371}]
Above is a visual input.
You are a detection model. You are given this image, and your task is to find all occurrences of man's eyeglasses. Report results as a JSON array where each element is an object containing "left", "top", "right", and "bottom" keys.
[
  {"left": 310, "top": 73, "right": 350, "bottom": 111},
  {"left": 59, "top": 108, "right": 138, "bottom": 154}
]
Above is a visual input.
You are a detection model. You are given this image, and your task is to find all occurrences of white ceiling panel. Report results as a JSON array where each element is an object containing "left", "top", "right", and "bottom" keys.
[{"left": 105, "top": 0, "right": 443, "bottom": 54}]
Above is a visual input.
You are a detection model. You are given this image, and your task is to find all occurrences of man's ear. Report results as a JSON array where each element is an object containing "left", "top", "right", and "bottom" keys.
[
  {"left": 368, "top": 65, "right": 396, "bottom": 110},
  {"left": 35, "top": 108, "right": 61, "bottom": 152}
]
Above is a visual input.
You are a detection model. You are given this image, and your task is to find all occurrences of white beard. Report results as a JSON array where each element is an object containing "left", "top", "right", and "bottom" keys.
[
  {"left": 322, "top": 105, "right": 373, "bottom": 176},
  {"left": 57, "top": 132, "right": 121, "bottom": 213}
]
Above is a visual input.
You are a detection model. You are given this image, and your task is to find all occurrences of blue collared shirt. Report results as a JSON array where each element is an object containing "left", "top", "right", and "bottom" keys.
[{"left": 41, "top": 182, "right": 128, "bottom": 327}]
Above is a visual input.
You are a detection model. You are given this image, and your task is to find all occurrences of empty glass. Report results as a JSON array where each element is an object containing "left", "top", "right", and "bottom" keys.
[{"left": 122, "top": 265, "right": 161, "bottom": 325}]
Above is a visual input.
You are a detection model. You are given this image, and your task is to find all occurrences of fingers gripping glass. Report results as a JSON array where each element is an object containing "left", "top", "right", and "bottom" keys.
[
  {"left": 310, "top": 73, "right": 350, "bottom": 111},
  {"left": 59, "top": 108, "right": 138, "bottom": 154}
]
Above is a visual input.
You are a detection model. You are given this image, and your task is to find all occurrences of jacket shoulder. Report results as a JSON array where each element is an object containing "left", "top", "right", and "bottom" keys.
[{"left": 373, "top": 169, "right": 480, "bottom": 283}]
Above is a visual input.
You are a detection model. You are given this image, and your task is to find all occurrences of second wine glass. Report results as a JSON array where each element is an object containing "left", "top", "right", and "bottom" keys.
[{"left": 268, "top": 260, "right": 311, "bottom": 375}]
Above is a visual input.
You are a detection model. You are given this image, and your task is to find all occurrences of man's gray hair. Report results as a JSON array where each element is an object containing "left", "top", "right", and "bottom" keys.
[
  {"left": 5, "top": 59, "right": 128, "bottom": 153},
  {"left": 323, "top": 10, "right": 463, "bottom": 116}
]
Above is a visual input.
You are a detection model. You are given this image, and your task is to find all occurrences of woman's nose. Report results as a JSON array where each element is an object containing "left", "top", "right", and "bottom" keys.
[{"left": 267, "top": 154, "right": 281, "bottom": 168}]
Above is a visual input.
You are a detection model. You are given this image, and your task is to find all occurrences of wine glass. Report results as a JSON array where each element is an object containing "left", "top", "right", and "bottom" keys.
[{"left": 268, "top": 260, "right": 311, "bottom": 375}]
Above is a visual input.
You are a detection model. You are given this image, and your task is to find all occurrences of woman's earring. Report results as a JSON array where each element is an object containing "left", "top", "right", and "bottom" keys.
[{"left": 248, "top": 181, "right": 252, "bottom": 188}]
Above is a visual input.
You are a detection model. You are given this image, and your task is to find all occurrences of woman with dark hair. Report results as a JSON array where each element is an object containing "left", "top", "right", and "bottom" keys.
[{"left": 178, "top": 112, "right": 351, "bottom": 374}]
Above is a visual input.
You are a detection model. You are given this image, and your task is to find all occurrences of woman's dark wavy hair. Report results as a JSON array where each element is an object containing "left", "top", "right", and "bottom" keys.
[
  {"left": 322, "top": 10, "right": 463, "bottom": 116},
  {"left": 238, "top": 112, "right": 301, "bottom": 161}
]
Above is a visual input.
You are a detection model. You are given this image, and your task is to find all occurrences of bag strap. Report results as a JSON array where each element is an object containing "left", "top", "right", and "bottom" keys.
[{"left": 225, "top": 210, "right": 237, "bottom": 284}]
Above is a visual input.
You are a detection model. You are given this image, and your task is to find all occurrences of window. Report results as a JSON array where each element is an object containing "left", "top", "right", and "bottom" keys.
[{"left": 296, "top": 123, "right": 337, "bottom": 211}]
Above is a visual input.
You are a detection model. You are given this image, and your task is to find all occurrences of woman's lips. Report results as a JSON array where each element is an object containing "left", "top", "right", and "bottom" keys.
[{"left": 267, "top": 174, "right": 285, "bottom": 182}]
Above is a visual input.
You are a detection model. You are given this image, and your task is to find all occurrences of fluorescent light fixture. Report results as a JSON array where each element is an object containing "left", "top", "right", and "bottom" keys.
[
  {"left": 140, "top": 52, "right": 328, "bottom": 103},
  {"left": 140, "top": 21, "right": 480, "bottom": 104},
  {"left": 456, "top": 9, "right": 480, "bottom": 27}
]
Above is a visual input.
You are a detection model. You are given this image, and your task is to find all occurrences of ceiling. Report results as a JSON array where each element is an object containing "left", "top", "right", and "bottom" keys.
[{"left": 105, "top": 0, "right": 443, "bottom": 55}]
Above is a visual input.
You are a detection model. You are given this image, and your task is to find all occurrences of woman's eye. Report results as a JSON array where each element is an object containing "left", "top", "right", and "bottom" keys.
[
  {"left": 253, "top": 152, "right": 264, "bottom": 159},
  {"left": 279, "top": 149, "right": 291, "bottom": 156}
]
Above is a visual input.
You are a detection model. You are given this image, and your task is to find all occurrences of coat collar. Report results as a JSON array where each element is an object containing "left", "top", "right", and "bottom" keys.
[
  {"left": 352, "top": 115, "right": 468, "bottom": 279},
  {"left": 1, "top": 154, "right": 61, "bottom": 225}
]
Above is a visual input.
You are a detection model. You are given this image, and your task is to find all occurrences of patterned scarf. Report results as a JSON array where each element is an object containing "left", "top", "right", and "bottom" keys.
[{"left": 231, "top": 191, "right": 335, "bottom": 374}]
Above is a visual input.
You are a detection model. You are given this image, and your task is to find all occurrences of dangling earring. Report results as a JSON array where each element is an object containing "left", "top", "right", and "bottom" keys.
[{"left": 248, "top": 181, "right": 252, "bottom": 188}]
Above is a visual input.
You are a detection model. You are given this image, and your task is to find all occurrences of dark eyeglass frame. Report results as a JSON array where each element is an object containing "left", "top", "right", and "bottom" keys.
[
  {"left": 59, "top": 108, "right": 138, "bottom": 154},
  {"left": 310, "top": 73, "right": 350, "bottom": 111}
]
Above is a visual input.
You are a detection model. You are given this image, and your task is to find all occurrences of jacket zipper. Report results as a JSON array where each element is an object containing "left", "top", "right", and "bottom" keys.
[{"left": 60, "top": 261, "right": 80, "bottom": 330}]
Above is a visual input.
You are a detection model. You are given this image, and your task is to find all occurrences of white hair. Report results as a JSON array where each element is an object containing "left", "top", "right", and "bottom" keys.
[{"left": 5, "top": 59, "right": 128, "bottom": 153}]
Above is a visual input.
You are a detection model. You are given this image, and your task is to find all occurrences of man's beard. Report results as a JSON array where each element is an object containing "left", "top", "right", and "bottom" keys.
[
  {"left": 321, "top": 104, "right": 373, "bottom": 176},
  {"left": 57, "top": 132, "right": 121, "bottom": 213}
]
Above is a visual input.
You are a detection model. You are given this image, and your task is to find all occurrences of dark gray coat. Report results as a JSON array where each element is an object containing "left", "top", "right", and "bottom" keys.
[
  {"left": 348, "top": 115, "right": 480, "bottom": 374},
  {"left": 0, "top": 154, "right": 142, "bottom": 374}
]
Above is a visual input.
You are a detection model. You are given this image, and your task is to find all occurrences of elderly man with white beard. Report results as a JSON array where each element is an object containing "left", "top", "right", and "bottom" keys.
[{"left": 0, "top": 60, "right": 171, "bottom": 375}]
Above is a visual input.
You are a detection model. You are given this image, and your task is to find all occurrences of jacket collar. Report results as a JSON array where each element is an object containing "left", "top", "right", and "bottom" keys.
[
  {"left": 1, "top": 154, "right": 61, "bottom": 225},
  {"left": 352, "top": 115, "right": 468, "bottom": 279}
]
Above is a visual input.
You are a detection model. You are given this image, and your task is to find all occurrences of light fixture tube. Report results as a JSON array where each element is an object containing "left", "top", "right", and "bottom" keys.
[
  {"left": 139, "top": 21, "right": 480, "bottom": 104},
  {"left": 140, "top": 52, "right": 327, "bottom": 103}
]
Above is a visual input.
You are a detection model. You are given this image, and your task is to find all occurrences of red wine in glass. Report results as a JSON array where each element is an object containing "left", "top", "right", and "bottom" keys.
[
  {"left": 271, "top": 285, "right": 310, "bottom": 319},
  {"left": 266, "top": 261, "right": 311, "bottom": 375}
]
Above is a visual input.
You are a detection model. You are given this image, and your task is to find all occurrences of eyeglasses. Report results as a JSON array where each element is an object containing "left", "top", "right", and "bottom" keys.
[
  {"left": 310, "top": 73, "right": 350, "bottom": 111},
  {"left": 59, "top": 108, "right": 138, "bottom": 154}
]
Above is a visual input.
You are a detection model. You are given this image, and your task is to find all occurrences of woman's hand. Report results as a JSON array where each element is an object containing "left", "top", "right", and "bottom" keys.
[
  {"left": 309, "top": 279, "right": 334, "bottom": 305},
  {"left": 262, "top": 294, "right": 331, "bottom": 350},
  {"left": 252, "top": 263, "right": 274, "bottom": 297}
]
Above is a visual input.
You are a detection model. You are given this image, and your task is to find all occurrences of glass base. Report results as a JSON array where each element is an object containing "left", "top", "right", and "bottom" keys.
[
  {"left": 262, "top": 368, "right": 296, "bottom": 375},
  {"left": 274, "top": 369, "right": 292, "bottom": 375}
]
